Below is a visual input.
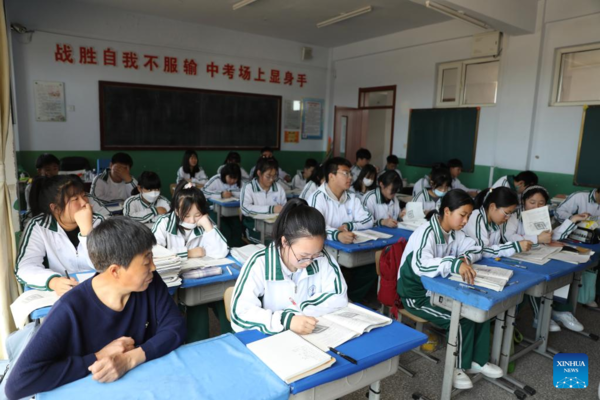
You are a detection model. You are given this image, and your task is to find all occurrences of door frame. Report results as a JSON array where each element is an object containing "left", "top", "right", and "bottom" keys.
[{"left": 357, "top": 85, "right": 397, "bottom": 157}]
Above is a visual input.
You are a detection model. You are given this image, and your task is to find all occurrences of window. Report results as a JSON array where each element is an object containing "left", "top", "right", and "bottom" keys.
[
  {"left": 552, "top": 43, "right": 600, "bottom": 106},
  {"left": 436, "top": 58, "right": 500, "bottom": 107}
]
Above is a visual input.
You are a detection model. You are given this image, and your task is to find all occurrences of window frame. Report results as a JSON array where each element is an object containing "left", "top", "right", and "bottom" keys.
[
  {"left": 435, "top": 57, "right": 500, "bottom": 108},
  {"left": 550, "top": 42, "right": 600, "bottom": 107}
]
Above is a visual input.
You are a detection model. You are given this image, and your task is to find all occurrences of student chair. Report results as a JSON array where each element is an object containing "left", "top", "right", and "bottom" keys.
[
  {"left": 375, "top": 250, "right": 439, "bottom": 368},
  {"left": 224, "top": 286, "right": 234, "bottom": 322},
  {"left": 170, "top": 183, "right": 177, "bottom": 196},
  {"left": 96, "top": 158, "right": 111, "bottom": 174}
]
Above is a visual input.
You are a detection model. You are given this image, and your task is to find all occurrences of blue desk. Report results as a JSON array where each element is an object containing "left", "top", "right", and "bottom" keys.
[
  {"left": 208, "top": 198, "right": 240, "bottom": 230},
  {"left": 421, "top": 270, "right": 544, "bottom": 400},
  {"left": 178, "top": 257, "right": 241, "bottom": 307},
  {"left": 38, "top": 333, "right": 289, "bottom": 400},
  {"left": 237, "top": 318, "right": 427, "bottom": 400},
  {"left": 324, "top": 227, "right": 409, "bottom": 269}
]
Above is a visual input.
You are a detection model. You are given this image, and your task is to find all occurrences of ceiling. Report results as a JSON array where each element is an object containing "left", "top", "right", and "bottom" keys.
[{"left": 68, "top": 0, "right": 451, "bottom": 47}]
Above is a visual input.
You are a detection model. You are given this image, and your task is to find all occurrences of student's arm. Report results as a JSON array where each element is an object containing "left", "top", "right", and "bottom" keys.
[
  {"left": 123, "top": 197, "right": 157, "bottom": 223},
  {"left": 89, "top": 176, "right": 107, "bottom": 204},
  {"left": 299, "top": 253, "right": 348, "bottom": 317},
  {"left": 552, "top": 217, "right": 580, "bottom": 241},
  {"left": 410, "top": 230, "right": 462, "bottom": 278},
  {"left": 309, "top": 191, "right": 339, "bottom": 241},
  {"left": 455, "top": 233, "right": 483, "bottom": 265},
  {"left": 200, "top": 228, "right": 229, "bottom": 258},
  {"left": 230, "top": 257, "right": 291, "bottom": 334},
  {"left": 452, "top": 178, "right": 471, "bottom": 192},
  {"left": 504, "top": 214, "right": 538, "bottom": 244},
  {"left": 555, "top": 194, "right": 579, "bottom": 223},
  {"left": 151, "top": 215, "right": 170, "bottom": 248},
  {"left": 464, "top": 214, "right": 521, "bottom": 258},
  {"left": 139, "top": 274, "right": 186, "bottom": 362},
  {"left": 300, "top": 182, "right": 314, "bottom": 200},
  {"left": 192, "top": 169, "right": 208, "bottom": 185},
  {"left": 176, "top": 167, "right": 184, "bottom": 184},
  {"left": 4, "top": 305, "right": 98, "bottom": 399},
  {"left": 240, "top": 183, "right": 273, "bottom": 215},
  {"left": 201, "top": 175, "right": 222, "bottom": 197},
  {"left": 14, "top": 222, "right": 60, "bottom": 290},
  {"left": 363, "top": 193, "right": 384, "bottom": 226},
  {"left": 347, "top": 196, "right": 373, "bottom": 231}
]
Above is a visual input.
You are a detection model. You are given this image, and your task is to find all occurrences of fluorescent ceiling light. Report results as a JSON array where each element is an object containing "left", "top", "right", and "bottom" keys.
[
  {"left": 317, "top": 6, "right": 373, "bottom": 29},
  {"left": 233, "top": 0, "right": 257, "bottom": 11},
  {"left": 425, "top": 1, "right": 489, "bottom": 30}
]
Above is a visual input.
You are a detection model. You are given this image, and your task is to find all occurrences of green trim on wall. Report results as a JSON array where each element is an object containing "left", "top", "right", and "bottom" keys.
[{"left": 17, "top": 150, "right": 327, "bottom": 199}]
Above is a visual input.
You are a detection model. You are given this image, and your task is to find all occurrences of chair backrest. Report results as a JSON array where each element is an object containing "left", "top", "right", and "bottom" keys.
[
  {"left": 224, "top": 286, "right": 234, "bottom": 322},
  {"left": 170, "top": 183, "right": 177, "bottom": 196},
  {"left": 375, "top": 249, "right": 382, "bottom": 276},
  {"left": 97, "top": 159, "right": 111, "bottom": 174},
  {"left": 60, "top": 156, "right": 91, "bottom": 171}
]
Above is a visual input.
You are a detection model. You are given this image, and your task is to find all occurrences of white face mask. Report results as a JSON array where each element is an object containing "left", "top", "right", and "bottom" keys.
[
  {"left": 179, "top": 221, "right": 197, "bottom": 230},
  {"left": 142, "top": 191, "right": 160, "bottom": 203},
  {"left": 363, "top": 178, "right": 374, "bottom": 187}
]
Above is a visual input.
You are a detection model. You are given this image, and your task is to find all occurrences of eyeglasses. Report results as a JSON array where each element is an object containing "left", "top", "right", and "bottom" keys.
[
  {"left": 499, "top": 208, "right": 516, "bottom": 217},
  {"left": 263, "top": 174, "right": 278, "bottom": 181},
  {"left": 289, "top": 245, "right": 324, "bottom": 264},
  {"left": 336, "top": 171, "right": 352, "bottom": 178}
]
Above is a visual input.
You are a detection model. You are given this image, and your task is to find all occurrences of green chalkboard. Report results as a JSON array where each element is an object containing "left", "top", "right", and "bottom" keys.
[
  {"left": 406, "top": 107, "right": 479, "bottom": 173},
  {"left": 574, "top": 105, "right": 600, "bottom": 187}
]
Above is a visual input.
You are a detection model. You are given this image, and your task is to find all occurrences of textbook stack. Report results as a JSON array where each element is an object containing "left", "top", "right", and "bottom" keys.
[
  {"left": 449, "top": 264, "right": 513, "bottom": 292},
  {"left": 152, "top": 245, "right": 182, "bottom": 287}
]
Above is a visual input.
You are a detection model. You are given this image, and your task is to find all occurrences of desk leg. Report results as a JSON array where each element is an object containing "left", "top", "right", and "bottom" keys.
[
  {"left": 499, "top": 307, "right": 514, "bottom": 374},
  {"left": 440, "top": 300, "right": 461, "bottom": 400},
  {"left": 569, "top": 271, "right": 582, "bottom": 315},
  {"left": 535, "top": 293, "right": 554, "bottom": 355},
  {"left": 368, "top": 380, "right": 381, "bottom": 400},
  {"left": 490, "top": 312, "right": 505, "bottom": 365},
  {"left": 216, "top": 205, "right": 222, "bottom": 230}
]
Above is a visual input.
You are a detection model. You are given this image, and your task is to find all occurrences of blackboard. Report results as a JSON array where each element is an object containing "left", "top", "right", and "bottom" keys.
[
  {"left": 574, "top": 105, "right": 600, "bottom": 187},
  {"left": 406, "top": 107, "right": 480, "bottom": 172},
  {"left": 99, "top": 81, "right": 281, "bottom": 150}
]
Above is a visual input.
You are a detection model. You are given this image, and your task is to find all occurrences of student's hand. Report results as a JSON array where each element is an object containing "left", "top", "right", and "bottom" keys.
[
  {"left": 188, "top": 247, "right": 206, "bottom": 258},
  {"left": 382, "top": 218, "right": 398, "bottom": 228},
  {"left": 519, "top": 240, "right": 533, "bottom": 252},
  {"left": 570, "top": 213, "right": 590, "bottom": 223},
  {"left": 338, "top": 224, "right": 349, "bottom": 232},
  {"left": 112, "top": 165, "right": 132, "bottom": 183},
  {"left": 549, "top": 241, "right": 565, "bottom": 247},
  {"left": 273, "top": 205, "right": 283, "bottom": 214},
  {"left": 290, "top": 315, "right": 318, "bottom": 335},
  {"left": 338, "top": 231, "right": 356, "bottom": 244},
  {"left": 94, "top": 337, "right": 135, "bottom": 360},
  {"left": 221, "top": 191, "right": 232, "bottom": 199},
  {"left": 537, "top": 230, "right": 552, "bottom": 244},
  {"left": 74, "top": 203, "right": 94, "bottom": 236},
  {"left": 284, "top": 175, "right": 292, "bottom": 183},
  {"left": 48, "top": 276, "right": 78, "bottom": 296},
  {"left": 400, "top": 209, "right": 407, "bottom": 219},
  {"left": 156, "top": 207, "right": 168, "bottom": 215},
  {"left": 458, "top": 262, "right": 476, "bottom": 285},
  {"left": 89, "top": 348, "right": 144, "bottom": 384},
  {"left": 196, "top": 214, "right": 213, "bottom": 231}
]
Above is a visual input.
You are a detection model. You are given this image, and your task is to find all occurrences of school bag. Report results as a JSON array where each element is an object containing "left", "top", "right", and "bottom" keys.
[{"left": 377, "top": 237, "right": 408, "bottom": 319}]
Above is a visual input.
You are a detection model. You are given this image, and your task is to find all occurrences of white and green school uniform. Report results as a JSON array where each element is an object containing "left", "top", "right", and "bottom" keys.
[
  {"left": 350, "top": 165, "right": 362, "bottom": 183},
  {"left": 397, "top": 216, "right": 487, "bottom": 369},
  {"left": 176, "top": 166, "right": 208, "bottom": 185},
  {"left": 412, "top": 189, "right": 441, "bottom": 212},
  {"left": 452, "top": 178, "right": 476, "bottom": 193},
  {"left": 231, "top": 243, "right": 348, "bottom": 334},
  {"left": 491, "top": 175, "right": 515, "bottom": 191},
  {"left": 202, "top": 174, "right": 241, "bottom": 198},
  {"left": 412, "top": 175, "right": 430, "bottom": 194},
  {"left": 217, "top": 164, "right": 250, "bottom": 182},
  {"left": 504, "top": 209, "right": 577, "bottom": 244},
  {"left": 15, "top": 213, "right": 104, "bottom": 290},
  {"left": 308, "top": 183, "right": 373, "bottom": 242},
  {"left": 378, "top": 168, "right": 403, "bottom": 180},
  {"left": 300, "top": 181, "right": 318, "bottom": 201},
  {"left": 348, "top": 186, "right": 370, "bottom": 202},
  {"left": 555, "top": 189, "right": 600, "bottom": 223},
  {"left": 463, "top": 207, "right": 523, "bottom": 258},
  {"left": 152, "top": 212, "right": 228, "bottom": 260},
  {"left": 90, "top": 170, "right": 137, "bottom": 204},
  {"left": 362, "top": 187, "right": 401, "bottom": 226},
  {"left": 123, "top": 193, "right": 171, "bottom": 224},
  {"left": 240, "top": 179, "right": 287, "bottom": 216},
  {"left": 87, "top": 193, "right": 112, "bottom": 218},
  {"left": 290, "top": 170, "right": 307, "bottom": 191},
  {"left": 248, "top": 167, "right": 290, "bottom": 182}
]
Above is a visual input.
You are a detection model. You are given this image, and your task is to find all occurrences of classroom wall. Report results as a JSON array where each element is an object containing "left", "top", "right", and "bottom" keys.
[
  {"left": 7, "top": 0, "right": 330, "bottom": 179},
  {"left": 330, "top": 0, "right": 600, "bottom": 196}
]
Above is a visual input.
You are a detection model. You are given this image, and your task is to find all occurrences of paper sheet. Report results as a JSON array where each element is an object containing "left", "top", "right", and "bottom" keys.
[
  {"left": 181, "top": 257, "right": 233, "bottom": 271},
  {"left": 404, "top": 202, "right": 426, "bottom": 222},
  {"left": 521, "top": 206, "right": 552, "bottom": 236},
  {"left": 352, "top": 229, "right": 392, "bottom": 244},
  {"left": 10, "top": 290, "right": 58, "bottom": 328}
]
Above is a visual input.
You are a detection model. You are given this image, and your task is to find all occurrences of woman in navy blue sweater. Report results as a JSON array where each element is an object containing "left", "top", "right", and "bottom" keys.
[{"left": 5, "top": 217, "right": 186, "bottom": 399}]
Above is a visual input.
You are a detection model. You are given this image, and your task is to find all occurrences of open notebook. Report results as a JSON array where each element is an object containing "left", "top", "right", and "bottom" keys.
[
  {"left": 301, "top": 304, "right": 392, "bottom": 351},
  {"left": 247, "top": 330, "right": 336, "bottom": 384},
  {"left": 449, "top": 264, "right": 514, "bottom": 292},
  {"left": 353, "top": 229, "right": 393, "bottom": 243}
]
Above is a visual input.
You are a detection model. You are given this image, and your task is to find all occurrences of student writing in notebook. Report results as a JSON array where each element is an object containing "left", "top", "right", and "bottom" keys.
[
  {"left": 231, "top": 198, "right": 348, "bottom": 335},
  {"left": 505, "top": 185, "right": 588, "bottom": 332},
  {"left": 5, "top": 218, "right": 186, "bottom": 399},
  {"left": 217, "top": 151, "right": 250, "bottom": 182},
  {"left": 15, "top": 175, "right": 104, "bottom": 296},
  {"left": 397, "top": 189, "right": 501, "bottom": 390}
]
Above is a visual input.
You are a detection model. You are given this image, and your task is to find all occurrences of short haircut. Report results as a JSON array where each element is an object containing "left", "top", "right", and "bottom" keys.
[
  {"left": 220, "top": 163, "right": 241, "bottom": 186},
  {"left": 430, "top": 167, "right": 452, "bottom": 189},
  {"left": 378, "top": 170, "right": 403, "bottom": 194},
  {"left": 324, "top": 157, "right": 352, "bottom": 183},
  {"left": 111, "top": 152, "right": 133, "bottom": 167},
  {"left": 88, "top": 217, "right": 156, "bottom": 272},
  {"left": 304, "top": 158, "right": 319, "bottom": 169},
  {"left": 35, "top": 153, "right": 60, "bottom": 169},
  {"left": 224, "top": 151, "right": 241, "bottom": 164},
  {"left": 447, "top": 159, "right": 463, "bottom": 169},
  {"left": 252, "top": 157, "right": 279, "bottom": 179},
  {"left": 514, "top": 171, "right": 538, "bottom": 187},
  {"left": 272, "top": 198, "right": 326, "bottom": 248},
  {"left": 474, "top": 187, "right": 519, "bottom": 210},
  {"left": 356, "top": 148, "right": 371, "bottom": 161},
  {"left": 386, "top": 155, "right": 399, "bottom": 165},
  {"left": 132, "top": 171, "right": 162, "bottom": 196}
]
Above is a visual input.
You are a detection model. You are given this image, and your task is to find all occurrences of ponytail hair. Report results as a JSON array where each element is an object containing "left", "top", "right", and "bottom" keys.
[
  {"left": 474, "top": 187, "right": 518, "bottom": 210},
  {"left": 425, "top": 189, "right": 474, "bottom": 221},
  {"left": 272, "top": 198, "right": 326, "bottom": 248},
  {"left": 30, "top": 175, "right": 86, "bottom": 217}
]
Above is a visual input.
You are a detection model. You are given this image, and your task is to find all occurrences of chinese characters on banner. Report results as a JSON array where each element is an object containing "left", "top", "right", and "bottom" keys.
[{"left": 54, "top": 44, "right": 308, "bottom": 87}]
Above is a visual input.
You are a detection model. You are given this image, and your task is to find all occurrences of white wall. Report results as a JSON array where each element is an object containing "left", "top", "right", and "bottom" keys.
[
  {"left": 331, "top": 0, "right": 600, "bottom": 176},
  {"left": 7, "top": 0, "right": 330, "bottom": 152}
]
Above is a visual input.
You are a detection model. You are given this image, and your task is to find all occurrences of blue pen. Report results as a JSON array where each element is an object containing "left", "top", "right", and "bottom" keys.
[{"left": 506, "top": 281, "right": 519, "bottom": 287}]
